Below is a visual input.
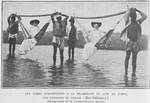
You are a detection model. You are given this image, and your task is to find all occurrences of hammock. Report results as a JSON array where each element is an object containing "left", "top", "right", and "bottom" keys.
[
  {"left": 19, "top": 20, "right": 50, "bottom": 41},
  {"left": 34, "top": 22, "right": 50, "bottom": 42},
  {"left": 18, "top": 20, "right": 50, "bottom": 55},
  {"left": 19, "top": 21, "right": 30, "bottom": 39},
  {"left": 76, "top": 16, "right": 124, "bottom": 48},
  {"left": 95, "top": 20, "right": 121, "bottom": 48},
  {"left": 75, "top": 19, "right": 91, "bottom": 43}
]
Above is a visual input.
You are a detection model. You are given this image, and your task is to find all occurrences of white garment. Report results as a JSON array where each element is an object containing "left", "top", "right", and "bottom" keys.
[
  {"left": 29, "top": 26, "right": 40, "bottom": 37},
  {"left": 19, "top": 38, "right": 37, "bottom": 55},
  {"left": 82, "top": 29, "right": 105, "bottom": 60},
  {"left": 19, "top": 26, "right": 40, "bottom": 55},
  {"left": 8, "top": 33, "right": 17, "bottom": 39}
]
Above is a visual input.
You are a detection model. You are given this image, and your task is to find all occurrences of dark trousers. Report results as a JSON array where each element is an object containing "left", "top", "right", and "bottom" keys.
[
  {"left": 68, "top": 42, "right": 75, "bottom": 61},
  {"left": 9, "top": 38, "right": 16, "bottom": 56},
  {"left": 68, "top": 39, "right": 76, "bottom": 60},
  {"left": 53, "top": 43, "right": 64, "bottom": 65},
  {"left": 124, "top": 50, "right": 138, "bottom": 76}
]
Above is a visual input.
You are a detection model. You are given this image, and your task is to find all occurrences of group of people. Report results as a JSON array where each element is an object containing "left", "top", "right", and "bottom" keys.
[{"left": 6, "top": 7, "right": 147, "bottom": 77}]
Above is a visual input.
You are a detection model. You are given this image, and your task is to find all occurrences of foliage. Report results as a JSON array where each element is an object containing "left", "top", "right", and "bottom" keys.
[{"left": 3, "top": 30, "right": 148, "bottom": 51}]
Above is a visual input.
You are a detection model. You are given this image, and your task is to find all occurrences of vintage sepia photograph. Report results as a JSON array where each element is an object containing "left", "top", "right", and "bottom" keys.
[{"left": 1, "top": 1, "right": 149, "bottom": 89}]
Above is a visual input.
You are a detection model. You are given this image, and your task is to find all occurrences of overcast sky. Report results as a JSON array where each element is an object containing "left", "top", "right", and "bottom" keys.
[{"left": 2, "top": 1, "right": 149, "bottom": 34}]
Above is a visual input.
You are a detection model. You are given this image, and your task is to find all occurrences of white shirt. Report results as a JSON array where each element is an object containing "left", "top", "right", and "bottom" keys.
[
  {"left": 29, "top": 26, "right": 41, "bottom": 37},
  {"left": 89, "top": 29, "right": 105, "bottom": 43}
]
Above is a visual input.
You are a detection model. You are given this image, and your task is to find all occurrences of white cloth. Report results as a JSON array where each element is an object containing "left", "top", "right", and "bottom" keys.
[
  {"left": 8, "top": 33, "right": 17, "bottom": 39},
  {"left": 19, "top": 38, "right": 37, "bottom": 55},
  {"left": 19, "top": 26, "right": 40, "bottom": 55},
  {"left": 29, "top": 26, "right": 40, "bottom": 37},
  {"left": 52, "top": 36, "right": 65, "bottom": 50},
  {"left": 52, "top": 36, "right": 58, "bottom": 43},
  {"left": 82, "top": 29, "right": 105, "bottom": 60}
]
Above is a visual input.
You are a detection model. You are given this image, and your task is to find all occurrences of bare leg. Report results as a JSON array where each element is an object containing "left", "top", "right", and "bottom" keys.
[
  {"left": 124, "top": 50, "right": 131, "bottom": 76},
  {"left": 68, "top": 47, "right": 71, "bottom": 60},
  {"left": 72, "top": 46, "right": 75, "bottom": 61},
  {"left": 60, "top": 48, "right": 64, "bottom": 66},
  {"left": 12, "top": 38, "right": 16, "bottom": 56},
  {"left": 9, "top": 38, "right": 12, "bottom": 56},
  {"left": 53, "top": 43, "right": 57, "bottom": 66},
  {"left": 132, "top": 51, "right": 138, "bottom": 77}
]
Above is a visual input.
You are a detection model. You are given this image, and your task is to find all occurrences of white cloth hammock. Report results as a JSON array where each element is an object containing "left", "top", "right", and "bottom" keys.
[
  {"left": 19, "top": 21, "right": 30, "bottom": 39},
  {"left": 76, "top": 16, "right": 124, "bottom": 60},
  {"left": 75, "top": 19, "right": 91, "bottom": 43},
  {"left": 18, "top": 20, "right": 50, "bottom": 55}
]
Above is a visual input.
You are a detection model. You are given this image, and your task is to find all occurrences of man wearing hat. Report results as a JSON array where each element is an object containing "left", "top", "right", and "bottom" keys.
[
  {"left": 82, "top": 22, "right": 105, "bottom": 60},
  {"left": 120, "top": 8, "right": 147, "bottom": 77},
  {"left": 66, "top": 17, "right": 78, "bottom": 61},
  {"left": 51, "top": 12, "right": 69, "bottom": 66}
]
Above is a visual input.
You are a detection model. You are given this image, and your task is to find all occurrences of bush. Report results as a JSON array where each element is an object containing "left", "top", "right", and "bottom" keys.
[{"left": 2, "top": 30, "right": 148, "bottom": 51}]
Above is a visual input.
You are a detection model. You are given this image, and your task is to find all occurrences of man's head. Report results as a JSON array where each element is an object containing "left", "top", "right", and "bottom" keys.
[
  {"left": 11, "top": 15, "right": 16, "bottom": 22},
  {"left": 56, "top": 15, "right": 62, "bottom": 22},
  {"left": 130, "top": 8, "right": 137, "bottom": 21},
  {"left": 69, "top": 18, "right": 75, "bottom": 25}
]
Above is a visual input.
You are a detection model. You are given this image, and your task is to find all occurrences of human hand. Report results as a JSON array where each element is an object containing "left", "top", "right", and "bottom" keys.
[
  {"left": 53, "top": 12, "right": 58, "bottom": 15},
  {"left": 59, "top": 12, "right": 68, "bottom": 17}
]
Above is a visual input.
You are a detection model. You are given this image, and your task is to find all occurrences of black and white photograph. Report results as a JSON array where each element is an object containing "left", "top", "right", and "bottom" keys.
[
  {"left": 1, "top": 1, "right": 149, "bottom": 88},
  {"left": 1, "top": 0, "right": 149, "bottom": 103}
]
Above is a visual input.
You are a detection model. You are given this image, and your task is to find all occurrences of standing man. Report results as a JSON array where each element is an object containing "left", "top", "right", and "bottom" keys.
[
  {"left": 51, "top": 12, "right": 69, "bottom": 66},
  {"left": 120, "top": 8, "right": 147, "bottom": 77},
  {"left": 66, "top": 18, "right": 78, "bottom": 61},
  {"left": 7, "top": 13, "right": 20, "bottom": 57}
]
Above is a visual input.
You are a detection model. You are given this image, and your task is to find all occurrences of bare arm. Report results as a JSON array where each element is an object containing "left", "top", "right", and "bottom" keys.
[
  {"left": 51, "top": 12, "right": 58, "bottom": 23},
  {"left": 60, "top": 13, "right": 69, "bottom": 24},
  {"left": 7, "top": 14, "right": 13, "bottom": 24},
  {"left": 136, "top": 9, "right": 147, "bottom": 24}
]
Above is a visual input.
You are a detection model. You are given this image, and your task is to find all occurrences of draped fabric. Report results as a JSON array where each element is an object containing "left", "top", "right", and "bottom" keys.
[
  {"left": 82, "top": 30, "right": 105, "bottom": 60},
  {"left": 95, "top": 20, "right": 121, "bottom": 48},
  {"left": 34, "top": 22, "right": 50, "bottom": 42},
  {"left": 19, "top": 21, "right": 30, "bottom": 39},
  {"left": 76, "top": 17, "right": 123, "bottom": 48},
  {"left": 75, "top": 19, "right": 91, "bottom": 43},
  {"left": 18, "top": 21, "right": 50, "bottom": 55}
]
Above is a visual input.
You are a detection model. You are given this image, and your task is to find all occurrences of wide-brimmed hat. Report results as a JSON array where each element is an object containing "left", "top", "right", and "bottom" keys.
[
  {"left": 30, "top": 19, "right": 40, "bottom": 25},
  {"left": 91, "top": 22, "right": 102, "bottom": 28}
]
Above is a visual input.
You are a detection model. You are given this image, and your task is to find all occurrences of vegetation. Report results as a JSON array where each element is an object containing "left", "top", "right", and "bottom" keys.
[{"left": 3, "top": 30, "right": 148, "bottom": 51}]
